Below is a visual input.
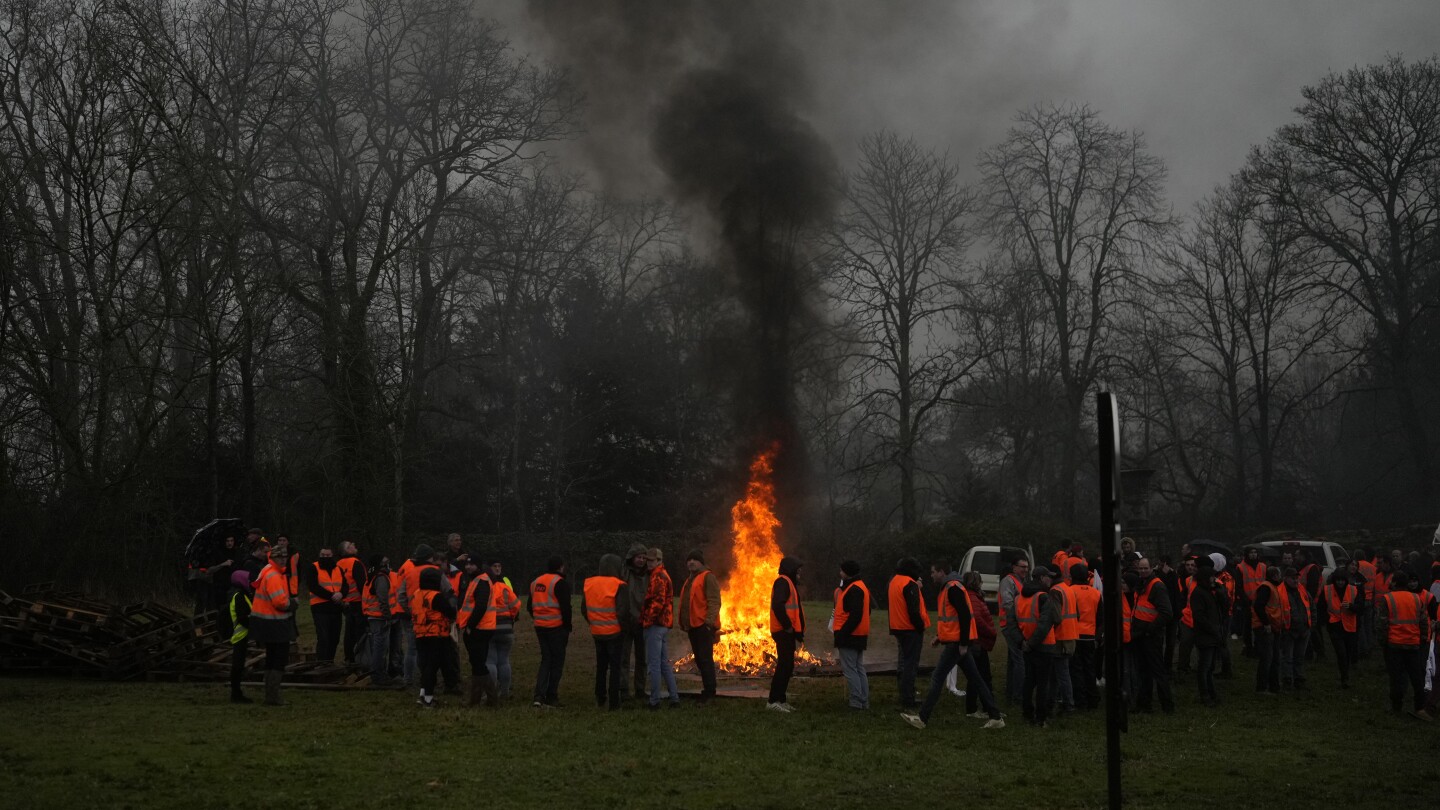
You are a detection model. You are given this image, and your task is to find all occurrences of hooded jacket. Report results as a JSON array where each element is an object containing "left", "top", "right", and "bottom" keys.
[
  {"left": 623, "top": 543, "right": 649, "bottom": 630},
  {"left": 1020, "top": 578, "right": 1060, "bottom": 654}
]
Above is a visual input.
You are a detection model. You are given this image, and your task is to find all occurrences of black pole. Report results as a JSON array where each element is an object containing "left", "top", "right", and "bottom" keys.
[{"left": 1098, "top": 392, "right": 1124, "bottom": 810}]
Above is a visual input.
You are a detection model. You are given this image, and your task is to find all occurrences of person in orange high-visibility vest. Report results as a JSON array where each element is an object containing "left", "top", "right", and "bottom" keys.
[
  {"left": 457, "top": 558, "right": 498, "bottom": 707},
  {"left": 486, "top": 560, "right": 520, "bottom": 700},
  {"left": 1279, "top": 567, "right": 1312, "bottom": 690},
  {"left": 412, "top": 566, "right": 457, "bottom": 708},
  {"left": 335, "top": 540, "right": 368, "bottom": 665},
  {"left": 1236, "top": 547, "right": 1267, "bottom": 656},
  {"left": 1187, "top": 556, "right": 1228, "bottom": 707},
  {"left": 1066, "top": 563, "right": 1102, "bottom": 711},
  {"left": 833, "top": 560, "right": 872, "bottom": 710},
  {"left": 1295, "top": 549, "right": 1326, "bottom": 663},
  {"left": 1323, "top": 567, "right": 1363, "bottom": 689},
  {"left": 528, "top": 556, "right": 572, "bottom": 708},
  {"left": 362, "top": 555, "right": 396, "bottom": 687},
  {"left": 249, "top": 544, "right": 297, "bottom": 706},
  {"left": 887, "top": 557, "right": 929, "bottom": 710},
  {"left": 1050, "top": 570, "right": 1080, "bottom": 716},
  {"left": 901, "top": 565, "right": 1005, "bottom": 732},
  {"left": 1252, "top": 566, "right": 1285, "bottom": 695},
  {"left": 1355, "top": 548, "right": 1378, "bottom": 657},
  {"left": 1015, "top": 566, "right": 1061, "bottom": 727},
  {"left": 1130, "top": 556, "right": 1175, "bottom": 714},
  {"left": 767, "top": 556, "right": 805, "bottom": 712},
  {"left": 1378, "top": 571, "right": 1429, "bottom": 716},
  {"left": 308, "top": 548, "right": 345, "bottom": 663},
  {"left": 1175, "top": 556, "right": 1198, "bottom": 674},
  {"left": 582, "top": 554, "right": 632, "bottom": 709},
  {"left": 677, "top": 549, "right": 721, "bottom": 704},
  {"left": 640, "top": 548, "right": 680, "bottom": 710}
]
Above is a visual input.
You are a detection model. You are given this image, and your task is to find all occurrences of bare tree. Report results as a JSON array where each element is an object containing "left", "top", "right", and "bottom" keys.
[
  {"left": 1243, "top": 56, "right": 1440, "bottom": 511},
  {"left": 827, "top": 132, "right": 978, "bottom": 530},
  {"left": 980, "top": 104, "right": 1172, "bottom": 522}
]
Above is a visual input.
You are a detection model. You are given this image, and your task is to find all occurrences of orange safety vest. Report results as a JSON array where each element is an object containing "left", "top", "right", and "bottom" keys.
[
  {"left": 362, "top": 573, "right": 395, "bottom": 618},
  {"left": 1238, "top": 561, "right": 1266, "bottom": 600},
  {"left": 1217, "top": 572, "right": 1236, "bottom": 616},
  {"left": 998, "top": 573, "right": 1025, "bottom": 628},
  {"left": 584, "top": 575, "right": 625, "bottom": 637},
  {"left": 1070, "top": 582, "right": 1101, "bottom": 638},
  {"left": 833, "top": 580, "right": 871, "bottom": 637},
  {"left": 412, "top": 590, "right": 450, "bottom": 638},
  {"left": 1282, "top": 582, "right": 1311, "bottom": 619},
  {"left": 252, "top": 564, "right": 290, "bottom": 619},
  {"left": 490, "top": 580, "right": 520, "bottom": 627},
  {"left": 1252, "top": 581, "right": 1287, "bottom": 629},
  {"left": 769, "top": 574, "right": 804, "bottom": 633},
  {"left": 682, "top": 570, "right": 712, "bottom": 629},
  {"left": 458, "top": 574, "right": 497, "bottom": 630},
  {"left": 399, "top": 561, "right": 435, "bottom": 615},
  {"left": 1133, "top": 578, "right": 1162, "bottom": 624},
  {"left": 1357, "top": 560, "right": 1376, "bottom": 600},
  {"left": 1383, "top": 592, "right": 1427, "bottom": 646},
  {"left": 447, "top": 569, "right": 463, "bottom": 597},
  {"left": 935, "top": 580, "right": 977, "bottom": 643},
  {"left": 1373, "top": 571, "right": 1392, "bottom": 598},
  {"left": 387, "top": 571, "right": 404, "bottom": 616},
  {"left": 1121, "top": 594, "right": 1134, "bottom": 643},
  {"left": 1324, "top": 582, "right": 1357, "bottom": 633},
  {"left": 310, "top": 562, "right": 344, "bottom": 606},
  {"left": 530, "top": 573, "right": 564, "bottom": 628},
  {"left": 1015, "top": 592, "right": 1056, "bottom": 645},
  {"left": 1051, "top": 549, "right": 1068, "bottom": 569},
  {"left": 336, "top": 556, "right": 363, "bottom": 604},
  {"left": 1053, "top": 583, "right": 1080, "bottom": 642},
  {"left": 1179, "top": 576, "right": 1195, "bottom": 628},
  {"left": 1298, "top": 563, "right": 1319, "bottom": 595},
  {"left": 886, "top": 574, "right": 930, "bottom": 631}
]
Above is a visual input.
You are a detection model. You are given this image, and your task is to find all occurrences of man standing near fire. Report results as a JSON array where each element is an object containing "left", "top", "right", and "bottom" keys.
[
  {"left": 677, "top": 550, "right": 721, "bottom": 704},
  {"left": 767, "top": 557, "right": 805, "bottom": 713},
  {"left": 887, "top": 557, "right": 929, "bottom": 710},
  {"left": 833, "top": 560, "right": 871, "bottom": 710}
]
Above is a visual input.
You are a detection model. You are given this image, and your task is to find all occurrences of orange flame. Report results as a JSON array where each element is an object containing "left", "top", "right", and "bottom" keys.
[{"left": 711, "top": 444, "right": 821, "bottom": 674}]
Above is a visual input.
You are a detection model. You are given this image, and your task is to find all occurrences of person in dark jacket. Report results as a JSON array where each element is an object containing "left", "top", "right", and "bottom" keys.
[
  {"left": 902, "top": 566, "right": 1005, "bottom": 731},
  {"left": 309, "top": 548, "right": 345, "bottom": 663},
  {"left": 527, "top": 556, "right": 572, "bottom": 708},
  {"left": 1252, "top": 566, "right": 1284, "bottom": 695},
  {"left": 458, "top": 557, "right": 496, "bottom": 707},
  {"left": 1020, "top": 567, "right": 1061, "bottom": 727},
  {"left": 1325, "top": 566, "right": 1363, "bottom": 689},
  {"left": 767, "top": 557, "right": 805, "bottom": 712},
  {"left": 1188, "top": 557, "right": 1227, "bottom": 707},
  {"left": 962, "top": 570, "right": 999, "bottom": 718},
  {"left": 414, "top": 566, "right": 458, "bottom": 709},
  {"left": 227, "top": 569, "right": 254, "bottom": 704},
  {"left": 833, "top": 560, "right": 870, "bottom": 710},
  {"left": 621, "top": 543, "right": 650, "bottom": 699}
]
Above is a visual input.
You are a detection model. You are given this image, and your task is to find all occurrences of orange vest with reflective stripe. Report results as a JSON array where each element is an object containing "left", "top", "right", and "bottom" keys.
[
  {"left": 683, "top": 570, "right": 712, "bottom": 629},
  {"left": 1134, "top": 578, "right": 1162, "bottom": 624},
  {"left": 1252, "top": 581, "right": 1286, "bottom": 629},
  {"left": 401, "top": 561, "right": 435, "bottom": 615},
  {"left": 458, "top": 574, "right": 497, "bottom": 630},
  {"left": 583, "top": 576, "right": 625, "bottom": 637},
  {"left": 1325, "top": 582, "right": 1357, "bottom": 633},
  {"left": 1051, "top": 549, "right": 1068, "bottom": 569},
  {"left": 531, "top": 573, "right": 564, "bottom": 628},
  {"left": 336, "top": 556, "right": 362, "bottom": 603},
  {"left": 769, "top": 575, "right": 804, "bottom": 633},
  {"left": 998, "top": 573, "right": 1025, "bottom": 628},
  {"left": 362, "top": 573, "right": 395, "bottom": 618},
  {"left": 447, "top": 570, "right": 463, "bottom": 597},
  {"left": 1070, "top": 582, "right": 1101, "bottom": 637},
  {"left": 1053, "top": 583, "right": 1080, "bottom": 642},
  {"left": 412, "top": 590, "right": 450, "bottom": 638},
  {"left": 1373, "top": 571, "right": 1392, "bottom": 598},
  {"left": 1121, "top": 594, "right": 1133, "bottom": 643},
  {"left": 935, "top": 580, "right": 977, "bottom": 643},
  {"left": 833, "top": 580, "right": 871, "bottom": 637},
  {"left": 252, "top": 564, "right": 290, "bottom": 619},
  {"left": 490, "top": 580, "right": 520, "bottom": 627},
  {"left": 1015, "top": 592, "right": 1056, "bottom": 645},
  {"left": 887, "top": 574, "right": 930, "bottom": 631},
  {"left": 310, "top": 562, "right": 344, "bottom": 606},
  {"left": 1238, "top": 561, "right": 1266, "bottom": 600},
  {"left": 1179, "top": 576, "right": 1195, "bottom": 628},
  {"left": 1217, "top": 572, "right": 1236, "bottom": 616},
  {"left": 1383, "top": 591, "right": 1426, "bottom": 646}
]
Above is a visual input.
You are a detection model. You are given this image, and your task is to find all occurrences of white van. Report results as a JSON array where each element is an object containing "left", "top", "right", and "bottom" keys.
[
  {"left": 959, "top": 544, "right": 1035, "bottom": 611},
  {"left": 1255, "top": 539, "right": 1350, "bottom": 581}
]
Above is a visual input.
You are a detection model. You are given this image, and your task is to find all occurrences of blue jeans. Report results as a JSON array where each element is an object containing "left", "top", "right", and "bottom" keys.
[
  {"left": 837, "top": 647, "right": 869, "bottom": 708},
  {"left": 1053, "top": 651, "right": 1074, "bottom": 709},
  {"left": 487, "top": 630, "right": 514, "bottom": 697},
  {"left": 644, "top": 625, "right": 678, "bottom": 706},
  {"left": 919, "top": 643, "right": 999, "bottom": 722},
  {"left": 367, "top": 617, "right": 392, "bottom": 684}
]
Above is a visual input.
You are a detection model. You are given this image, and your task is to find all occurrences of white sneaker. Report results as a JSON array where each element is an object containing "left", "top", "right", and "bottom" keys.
[
  {"left": 901, "top": 712, "right": 925, "bottom": 729},
  {"left": 966, "top": 710, "right": 988, "bottom": 719},
  {"left": 983, "top": 718, "right": 1006, "bottom": 729},
  {"left": 780, "top": 702, "right": 797, "bottom": 712},
  {"left": 766, "top": 702, "right": 793, "bottom": 713}
]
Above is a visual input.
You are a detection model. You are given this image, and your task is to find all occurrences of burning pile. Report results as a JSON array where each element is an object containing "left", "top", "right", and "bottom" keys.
[{"left": 711, "top": 445, "right": 820, "bottom": 674}]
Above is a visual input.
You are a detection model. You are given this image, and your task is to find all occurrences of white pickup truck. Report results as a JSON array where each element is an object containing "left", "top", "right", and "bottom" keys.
[{"left": 959, "top": 544, "right": 1035, "bottom": 611}]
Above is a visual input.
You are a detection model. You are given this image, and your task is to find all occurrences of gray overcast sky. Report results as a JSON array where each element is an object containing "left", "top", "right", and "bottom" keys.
[{"left": 506, "top": 1, "right": 1440, "bottom": 213}]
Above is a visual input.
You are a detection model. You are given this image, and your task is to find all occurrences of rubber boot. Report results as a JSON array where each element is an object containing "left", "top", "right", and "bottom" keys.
[
  {"left": 264, "top": 670, "right": 286, "bottom": 706},
  {"left": 483, "top": 674, "right": 500, "bottom": 707},
  {"left": 466, "top": 675, "right": 483, "bottom": 707}
]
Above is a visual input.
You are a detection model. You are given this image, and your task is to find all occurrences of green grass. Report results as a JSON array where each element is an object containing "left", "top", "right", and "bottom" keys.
[{"left": 1, "top": 603, "right": 1437, "bottom": 809}]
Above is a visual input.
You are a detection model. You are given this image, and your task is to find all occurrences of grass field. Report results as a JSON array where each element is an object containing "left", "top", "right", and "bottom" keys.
[{"left": 1, "top": 602, "right": 1437, "bottom": 809}]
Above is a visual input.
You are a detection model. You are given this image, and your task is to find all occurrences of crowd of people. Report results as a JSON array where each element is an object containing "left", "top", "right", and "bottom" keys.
[{"left": 205, "top": 528, "right": 1440, "bottom": 727}]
